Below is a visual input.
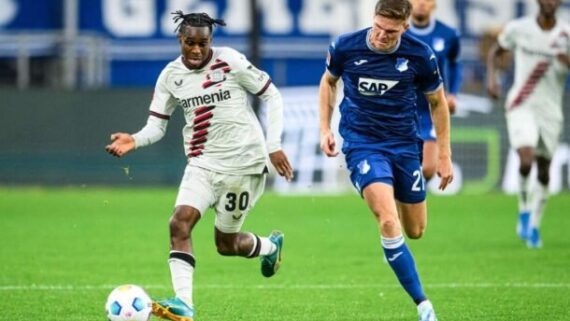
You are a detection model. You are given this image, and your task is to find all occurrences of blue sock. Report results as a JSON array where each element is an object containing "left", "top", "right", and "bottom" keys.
[{"left": 382, "top": 235, "right": 426, "bottom": 305}]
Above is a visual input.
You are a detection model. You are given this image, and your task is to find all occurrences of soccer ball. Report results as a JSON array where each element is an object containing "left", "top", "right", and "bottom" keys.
[{"left": 105, "top": 284, "right": 153, "bottom": 321}]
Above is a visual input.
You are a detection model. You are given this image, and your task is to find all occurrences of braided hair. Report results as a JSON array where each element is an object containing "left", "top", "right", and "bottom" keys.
[{"left": 172, "top": 11, "right": 226, "bottom": 34}]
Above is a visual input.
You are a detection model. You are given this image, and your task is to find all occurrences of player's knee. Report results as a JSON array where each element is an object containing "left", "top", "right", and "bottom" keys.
[
  {"left": 405, "top": 226, "right": 425, "bottom": 239},
  {"left": 380, "top": 219, "right": 399, "bottom": 235},
  {"left": 422, "top": 165, "right": 436, "bottom": 181},
  {"left": 519, "top": 161, "right": 533, "bottom": 176},
  {"left": 169, "top": 216, "right": 189, "bottom": 243}
]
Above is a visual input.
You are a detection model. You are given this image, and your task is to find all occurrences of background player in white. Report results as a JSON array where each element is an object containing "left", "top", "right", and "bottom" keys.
[
  {"left": 487, "top": 0, "right": 570, "bottom": 248},
  {"left": 106, "top": 12, "right": 293, "bottom": 321}
]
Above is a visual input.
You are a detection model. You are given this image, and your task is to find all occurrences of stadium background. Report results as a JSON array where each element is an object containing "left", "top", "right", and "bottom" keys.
[{"left": 0, "top": 0, "right": 569, "bottom": 193}]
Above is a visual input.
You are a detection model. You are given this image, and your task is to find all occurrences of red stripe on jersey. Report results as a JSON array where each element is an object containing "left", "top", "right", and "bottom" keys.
[
  {"left": 191, "top": 145, "right": 205, "bottom": 151},
  {"left": 192, "top": 129, "right": 208, "bottom": 139},
  {"left": 195, "top": 105, "right": 215, "bottom": 116},
  {"left": 509, "top": 62, "right": 550, "bottom": 110},
  {"left": 188, "top": 150, "right": 203, "bottom": 158},
  {"left": 194, "top": 121, "right": 210, "bottom": 131},
  {"left": 194, "top": 112, "right": 213, "bottom": 125},
  {"left": 149, "top": 111, "right": 170, "bottom": 120},
  {"left": 190, "top": 136, "right": 207, "bottom": 145},
  {"left": 255, "top": 79, "right": 272, "bottom": 96}
]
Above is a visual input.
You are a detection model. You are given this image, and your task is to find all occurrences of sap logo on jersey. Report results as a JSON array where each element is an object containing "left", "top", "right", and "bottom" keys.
[{"left": 358, "top": 78, "right": 399, "bottom": 96}]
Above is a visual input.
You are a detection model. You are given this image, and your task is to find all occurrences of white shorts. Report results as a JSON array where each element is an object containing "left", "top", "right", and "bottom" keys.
[
  {"left": 506, "top": 108, "right": 562, "bottom": 158},
  {"left": 175, "top": 165, "right": 266, "bottom": 233}
]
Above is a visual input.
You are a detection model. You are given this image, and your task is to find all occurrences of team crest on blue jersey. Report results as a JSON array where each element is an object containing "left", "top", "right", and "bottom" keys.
[
  {"left": 433, "top": 38, "right": 445, "bottom": 52},
  {"left": 395, "top": 58, "right": 408, "bottom": 72}
]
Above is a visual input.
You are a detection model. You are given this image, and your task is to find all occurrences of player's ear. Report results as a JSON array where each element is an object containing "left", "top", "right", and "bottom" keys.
[{"left": 403, "top": 21, "right": 410, "bottom": 31}]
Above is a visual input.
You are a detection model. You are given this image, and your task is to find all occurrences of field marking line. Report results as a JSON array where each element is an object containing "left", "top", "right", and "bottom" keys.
[{"left": 1, "top": 283, "right": 570, "bottom": 291}]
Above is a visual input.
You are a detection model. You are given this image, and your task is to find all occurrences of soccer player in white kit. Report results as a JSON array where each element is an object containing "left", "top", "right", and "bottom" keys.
[
  {"left": 487, "top": 0, "right": 570, "bottom": 248},
  {"left": 106, "top": 12, "right": 294, "bottom": 321}
]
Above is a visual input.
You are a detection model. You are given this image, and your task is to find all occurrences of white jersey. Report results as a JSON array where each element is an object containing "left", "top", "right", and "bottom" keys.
[
  {"left": 149, "top": 47, "right": 273, "bottom": 175},
  {"left": 498, "top": 16, "right": 570, "bottom": 120}
]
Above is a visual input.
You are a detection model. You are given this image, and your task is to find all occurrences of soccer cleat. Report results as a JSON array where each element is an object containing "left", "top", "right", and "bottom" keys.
[
  {"left": 152, "top": 297, "right": 195, "bottom": 321},
  {"left": 261, "top": 231, "right": 284, "bottom": 277},
  {"left": 516, "top": 211, "right": 530, "bottom": 240},
  {"left": 417, "top": 300, "right": 438, "bottom": 321},
  {"left": 526, "top": 227, "right": 542, "bottom": 249}
]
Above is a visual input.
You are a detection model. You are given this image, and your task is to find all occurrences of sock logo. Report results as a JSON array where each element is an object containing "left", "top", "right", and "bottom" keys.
[{"left": 387, "top": 251, "right": 403, "bottom": 262}]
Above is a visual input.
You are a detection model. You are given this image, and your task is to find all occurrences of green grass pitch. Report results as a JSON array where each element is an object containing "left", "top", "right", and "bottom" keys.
[{"left": 1, "top": 187, "right": 569, "bottom": 321}]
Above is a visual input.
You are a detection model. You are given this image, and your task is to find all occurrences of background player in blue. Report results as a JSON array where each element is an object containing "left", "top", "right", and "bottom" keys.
[
  {"left": 408, "top": 0, "right": 461, "bottom": 181},
  {"left": 319, "top": 1, "right": 452, "bottom": 320}
]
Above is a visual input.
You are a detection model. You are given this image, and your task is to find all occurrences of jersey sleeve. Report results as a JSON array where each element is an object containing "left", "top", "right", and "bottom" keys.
[
  {"left": 447, "top": 30, "right": 462, "bottom": 95},
  {"left": 416, "top": 46, "right": 443, "bottom": 94},
  {"left": 149, "top": 68, "right": 177, "bottom": 120},
  {"left": 326, "top": 38, "right": 343, "bottom": 77},
  {"left": 232, "top": 52, "right": 273, "bottom": 96},
  {"left": 497, "top": 21, "right": 518, "bottom": 51}
]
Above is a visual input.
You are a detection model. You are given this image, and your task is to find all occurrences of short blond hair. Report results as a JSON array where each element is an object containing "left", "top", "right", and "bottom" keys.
[{"left": 375, "top": 0, "right": 412, "bottom": 21}]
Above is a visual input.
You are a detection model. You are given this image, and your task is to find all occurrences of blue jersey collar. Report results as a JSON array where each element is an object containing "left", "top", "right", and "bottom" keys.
[
  {"left": 409, "top": 18, "right": 436, "bottom": 36},
  {"left": 366, "top": 28, "right": 401, "bottom": 54}
]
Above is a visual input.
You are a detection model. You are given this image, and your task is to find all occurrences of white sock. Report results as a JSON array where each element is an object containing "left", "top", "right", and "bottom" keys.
[
  {"left": 530, "top": 183, "right": 548, "bottom": 228},
  {"left": 259, "top": 237, "right": 277, "bottom": 256},
  {"left": 168, "top": 251, "right": 195, "bottom": 307},
  {"left": 518, "top": 173, "right": 530, "bottom": 213}
]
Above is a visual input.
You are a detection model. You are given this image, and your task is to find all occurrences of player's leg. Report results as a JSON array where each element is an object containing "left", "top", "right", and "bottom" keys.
[
  {"left": 515, "top": 146, "right": 534, "bottom": 239},
  {"left": 212, "top": 173, "right": 283, "bottom": 277},
  {"left": 363, "top": 183, "right": 431, "bottom": 307},
  {"left": 153, "top": 166, "right": 214, "bottom": 321},
  {"left": 527, "top": 151, "right": 551, "bottom": 248},
  {"left": 422, "top": 140, "right": 438, "bottom": 181},
  {"left": 392, "top": 154, "right": 437, "bottom": 320},
  {"left": 506, "top": 108, "right": 539, "bottom": 240}
]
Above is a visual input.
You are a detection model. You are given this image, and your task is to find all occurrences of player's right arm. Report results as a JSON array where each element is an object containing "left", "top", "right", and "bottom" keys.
[
  {"left": 319, "top": 39, "right": 343, "bottom": 157},
  {"left": 486, "top": 43, "right": 510, "bottom": 100},
  {"left": 319, "top": 71, "right": 340, "bottom": 157},
  {"left": 487, "top": 23, "right": 516, "bottom": 100},
  {"left": 106, "top": 68, "right": 176, "bottom": 158}
]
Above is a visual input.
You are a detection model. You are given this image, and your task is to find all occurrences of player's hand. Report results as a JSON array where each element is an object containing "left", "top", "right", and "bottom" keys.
[
  {"left": 556, "top": 53, "right": 570, "bottom": 67},
  {"left": 105, "top": 132, "right": 135, "bottom": 158},
  {"left": 436, "top": 155, "right": 453, "bottom": 190},
  {"left": 446, "top": 94, "right": 457, "bottom": 114},
  {"left": 269, "top": 150, "right": 294, "bottom": 182},
  {"left": 320, "top": 131, "right": 339, "bottom": 157}
]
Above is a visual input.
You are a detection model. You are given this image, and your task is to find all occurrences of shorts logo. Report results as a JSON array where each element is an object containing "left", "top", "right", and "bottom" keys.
[
  {"left": 358, "top": 159, "right": 371, "bottom": 175},
  {"left": 358, "top": 77, "right": 399, "bottom": 96}
]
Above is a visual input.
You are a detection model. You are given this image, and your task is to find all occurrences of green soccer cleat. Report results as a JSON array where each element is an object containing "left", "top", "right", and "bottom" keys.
[
  {"left": 261, "top": 231, "right": 284, "bottom": 277},
  {"left": 152, "top": 297, "right": 195, "bottom": 321}
]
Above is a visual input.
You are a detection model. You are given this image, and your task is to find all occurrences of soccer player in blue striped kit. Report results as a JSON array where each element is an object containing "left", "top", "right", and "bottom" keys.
[{"left": 319, "top": 0, "right": 453, "bottom": 320}]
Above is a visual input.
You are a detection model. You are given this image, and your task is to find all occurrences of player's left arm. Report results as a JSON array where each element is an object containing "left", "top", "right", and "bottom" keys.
[
  {"left": 426, "top": 87, "right": 453, "bottom": 190},
  {"left": 232, "top": 51, "right": 293, "bottom": 181},
  {"left": 446, "top": 31, "right": 463, "bottom": 114},
  {"left": 258, "top": 83, "right": 294, "bottom": 182}
]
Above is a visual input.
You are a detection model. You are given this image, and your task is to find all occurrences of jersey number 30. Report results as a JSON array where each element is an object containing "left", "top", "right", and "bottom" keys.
[{"left": 225, "top": 192, "right": 250, "bottom": 211}]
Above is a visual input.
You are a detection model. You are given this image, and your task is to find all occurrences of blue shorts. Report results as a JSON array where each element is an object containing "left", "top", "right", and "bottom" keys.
[{"left": 346, "top": 150, "right": 426, "bottom": 204}]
